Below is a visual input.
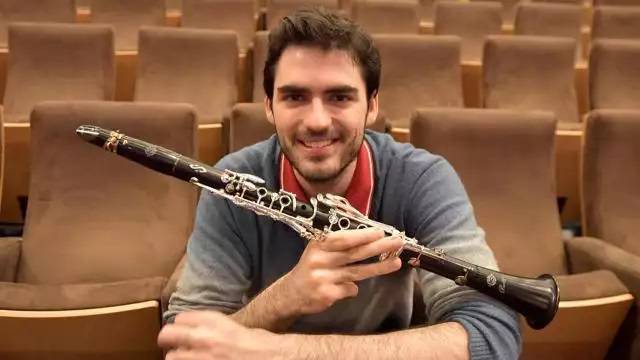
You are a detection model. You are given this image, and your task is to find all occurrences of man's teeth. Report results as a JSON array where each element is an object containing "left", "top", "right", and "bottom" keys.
[{"left": 302, "top": 140, "right": 333, "bottom": 148}]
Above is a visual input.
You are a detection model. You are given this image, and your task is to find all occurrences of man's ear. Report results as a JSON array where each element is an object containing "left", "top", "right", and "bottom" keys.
[
  {"left": 365, "top": 92, "right": 379, "bottom": 127},
  {"left": 264, "top": 97, "right": 275, "bottom": 125}
]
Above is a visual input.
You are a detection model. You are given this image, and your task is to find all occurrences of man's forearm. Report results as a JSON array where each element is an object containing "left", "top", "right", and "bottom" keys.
[
  {"left": 231, "top": 275, "right": 298, "bottom": 332},
  {"left": 275, "top": 321, "right": 469, "bottom": 360}
]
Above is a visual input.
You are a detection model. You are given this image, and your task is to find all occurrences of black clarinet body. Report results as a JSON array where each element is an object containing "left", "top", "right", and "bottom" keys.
[{"left": 76, "top": 125, "right": 559, "bottom": 330}]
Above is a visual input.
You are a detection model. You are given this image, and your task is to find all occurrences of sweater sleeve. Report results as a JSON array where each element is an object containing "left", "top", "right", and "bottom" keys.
[
  {"left": 163, "top": 186, "right": 253, "bottom": 324},
  {"left": 408, "top": 157, "right": 522, "bottom": 360}
]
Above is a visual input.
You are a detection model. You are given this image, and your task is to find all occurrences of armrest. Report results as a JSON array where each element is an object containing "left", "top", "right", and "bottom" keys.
[
  {"left": 161, "top": 254, "right": 186, "bottom": 314},
  {"left": 566, "top": 236, "right": 640, "bottom": 295},
  {"left": 0, "top": 237, "right": 21, "bottom": 282}
]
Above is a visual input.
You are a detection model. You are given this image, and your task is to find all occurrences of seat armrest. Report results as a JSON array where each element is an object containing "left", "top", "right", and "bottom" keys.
[
  {"left": 0, "top": 237, "right": 21, "bottom": 282},
  {"left": 161, "top": 254, "right": 186, "bottom": 314},
  {"left": 566, "top": 236, "right": 640, "bottom": 294}
]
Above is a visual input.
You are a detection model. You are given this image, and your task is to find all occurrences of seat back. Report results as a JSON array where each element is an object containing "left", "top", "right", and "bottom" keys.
[
  {"left": 582, "top": 110, "right": 640, "bottom": 256},
  {"left": 3, "top": 23, "right": 115, "bottom": 123},
  {"left": 471, "top": 0, "right": 522, "bottom": 26},
  {"left": 589, "top": 39, "right": 640, "bottom": 110},
  {"left": 351, "top": 0, "right": 420, "bottom": 35},
  {"left": 594, "top": 0, "right": 638, "bottom": 6},
  {"left": 181, "top": 0, "right": 257, "bottom": 54},
  {"left": 0, "top": 0, "right": 76, "bottom": 46},
  {"left": 515, "top": 2, "right": 583, "bottom": 63},
  {"left": 483, "top": 35, "right": 578, "bottom": 123},
  {"left": 225, "top": 103, "right": 275, "bottom": 153},
  {"left": 374, "top": 34, "right": 463, "bottom": 128},
  {"left": 434, "top": 1, "right": 502, "bottom": 62},
  {"left": 89, "top": 0, "right": 165, "bottom": 50},
  {"left": 252, "top": 31, "right": 269, "bottom": 102},
  {"left": 135, "top": 27, "right": 238, "bottom": 124},
  {"left": 410, "top": 108, "right": 567, "bottom": 276},
  {"left": 266, "top": 0, "right": 340, "bottom": 30},
  {"left": 592, "top": 6, "right": 640, "bottom": 41},
  {"left": 19, "top": 101, "right": 198, "bottom": 285}
]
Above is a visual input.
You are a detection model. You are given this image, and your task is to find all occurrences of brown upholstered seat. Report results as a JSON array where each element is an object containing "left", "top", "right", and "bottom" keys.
[
  {"left": 266, "top": 0, "right": 340, "bottom": 30},
  {"left": 224, "top": 103, "right": 275, "bottom": 153},
  {"left": 410, "top": 107, "right": 633, "bottom": 359},
  {"left": 592, "top": 6, "right": 640, "bottom": 41},
  {"left": 134, "top": 27, "right": 238, "bottom": 124},
  {"left": 434, "top": 1, "right": 502, "bottom": 62},
  {"left": 483, "top": 35, "right": 579, "bottom": 127},
  {"left": 0, "top": 101, "right": 198, "bottom": 357},
  {"left": 374, "top": 34, "right": 463, "bottom": 128},
  {"left": 351, "top": 0, "right": 420, "bottom": 35},
  {"left": 89, "top": 0, "right": 165, "bottom": 51},
  {"left": 594, "top": 0, "right": 639, "bottom": 6},
  {"left": 3, "top": 23, "right": 115, "bottom": 123},
  {"left": 252, "top": 30, "right": 269, "bottom": 102},
  {"left": 514, "top": 2, "right": 584, "bottom": 63},
  {"left": 0, "top": 0, "right": 76, "bottom": 47},
  {"left": 567, "top": 109, "right": 640, "bottom": 359},
  {"left": 471, "top": 0, "right": 521, "bottom": 26},
  {"left": 181, "top": 0, "right": 257, "bottom": 54},
  {"left": 589, "top": 39, "right": 640, "bottom": 110}
]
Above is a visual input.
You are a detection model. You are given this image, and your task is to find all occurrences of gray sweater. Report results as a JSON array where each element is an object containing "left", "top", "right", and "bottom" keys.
[{"left": 165, "top": 131, "right": 521, "bottom": 359}]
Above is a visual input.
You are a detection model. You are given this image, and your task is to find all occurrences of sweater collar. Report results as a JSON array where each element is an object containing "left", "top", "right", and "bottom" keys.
[{"left": 279, "top": 140, "right": 374, "bottom": 217}]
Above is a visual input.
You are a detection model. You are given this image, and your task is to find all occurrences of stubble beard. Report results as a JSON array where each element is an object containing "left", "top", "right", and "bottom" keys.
[{"left": 277, "top": 126, "right": 365, "bottom": 184}]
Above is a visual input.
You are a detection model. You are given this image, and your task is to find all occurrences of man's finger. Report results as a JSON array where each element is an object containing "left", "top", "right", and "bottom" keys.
[
  {"left": 336, "top": 256, "right": 402, "bottom": 282},
  {"left": 165, "top": 348, "right": 209, "bottom": 360},
  {"left": 174, "top": 310, "right": 227, "bottom": 328},
  {"left": 319, "top": 228, "right": 385, "bottom": 252},
  {"left": 158, "top": 324, "right": 215, "bottom": 350},
  {"left": 337, "top": 234, "right": 404, "bottom": 265}
]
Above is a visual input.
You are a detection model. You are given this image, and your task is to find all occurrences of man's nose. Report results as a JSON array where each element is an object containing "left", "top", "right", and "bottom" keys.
[{"left": 304, "top": 97, "right": 332, "bottom": 131}]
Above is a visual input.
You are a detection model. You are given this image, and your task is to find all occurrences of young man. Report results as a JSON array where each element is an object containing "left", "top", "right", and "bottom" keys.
[{"left": 160, "top": 8, "right": 521, "bottom": 360}]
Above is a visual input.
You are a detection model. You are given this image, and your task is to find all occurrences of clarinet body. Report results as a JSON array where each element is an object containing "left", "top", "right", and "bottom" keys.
[{"left": 76, "top": 125, "right": 559, "bottom": 330}]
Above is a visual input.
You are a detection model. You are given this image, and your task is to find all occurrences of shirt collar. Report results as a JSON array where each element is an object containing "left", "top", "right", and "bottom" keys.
[{"left": 279, "top": 140, "right": 375, "bottom": 217}]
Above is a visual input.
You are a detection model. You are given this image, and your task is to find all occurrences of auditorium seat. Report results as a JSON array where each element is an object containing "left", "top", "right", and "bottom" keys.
[
  {"left": 594, "top": 0, "right": 638, "bottom": 6},
  {"left": 181, "top": 0, "right": 257, "bottom": 54},
  {"left": 570, "top": 109, "right": 640, "bottom": 359},
  {"left": 410, "top": 108, "right": 633, "bottom": 360},
  {"left": 351, "top": 0, "right": 420, "bottom": 35},
  {"left": 417, "top": 0, "right": 436, "bottom": 25},
  {"left": 0, "top": 101, "right": 198, "bottom": 359},
  {"left": 3, "top": 23, "right": 115, "bottom": 123},
  {"left": 471, "top": 0, "right": 522, "bottom": 26},
  {"left": 89, "top": 0, "right": 165, "bottom": 50},
  {"left": 591, "top": 6, "right": 640, "bottom": 41},
  {"left": 252, "top": 31, "right": 269, "bottom": 101},
  {"left": 224, "top": 103, "right": 275, "bottom": 153},
  {"left": 374, "top": 34, "right": 463, "bottom": 128},
  {"left": 0, "top": 0, "right": 76, "bottom": 47},
  {"left": 483, "top": 35, "right": 580, "bottom": 128},
  {"left": 266, "top": 0, "right": 340, "bottom": 30},
  {"left": 135, "top": 27, "right": 238, "bottom": 125},
  {"left": 514, "top": 2, "right": 584, "bottom": 63},
  {"left": 589, "top": 39, "right": 640, "bottom": 110},
  {"left": 434, "top": 1, "right": 502, "bottom": 62}
]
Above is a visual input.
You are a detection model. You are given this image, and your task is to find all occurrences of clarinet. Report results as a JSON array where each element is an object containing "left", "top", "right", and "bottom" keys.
[{"left": 76, "top": 125, "right": 559, "bottom": 330}]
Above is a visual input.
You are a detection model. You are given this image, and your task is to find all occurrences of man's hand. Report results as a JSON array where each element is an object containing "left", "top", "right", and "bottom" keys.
[
  {"left": 280, "top": 228, "right": 403, "bottom": 316},
  {"left": 158, "top": 311, "right": 278, "bottom": 360}
]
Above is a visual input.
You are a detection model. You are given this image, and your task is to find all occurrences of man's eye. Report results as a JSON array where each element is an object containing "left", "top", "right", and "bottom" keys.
[
  {"left": 330, "top": 94, "right": 351, "bottom": 102},
  {"left": 283, "top": 94, "right": 304, "bottom": 101}
]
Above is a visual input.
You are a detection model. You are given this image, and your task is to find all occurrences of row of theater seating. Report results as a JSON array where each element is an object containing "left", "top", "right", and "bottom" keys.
[
  {"left": 0, "top": 21, "right": 639, "bottom": 224},
  {"left": 2, "top": 0, "right": 640, "bottom": 53},
  {"left": 1, "top": 22, "right": 638, "bottom": 127},
  {"left": 0, "top": 100, "right": 637, "bottom": 359}
]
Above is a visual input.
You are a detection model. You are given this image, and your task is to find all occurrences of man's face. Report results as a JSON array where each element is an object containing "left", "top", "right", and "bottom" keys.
[{"left": 266, "top": 46, "right": 378, "bottom": 182}]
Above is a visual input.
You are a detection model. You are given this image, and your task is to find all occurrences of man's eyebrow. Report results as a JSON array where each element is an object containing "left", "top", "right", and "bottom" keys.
[
  {"left": 325, "top": 86, "right": 359, "bottom": 94},
  {"left": 276, "top": 85, "right": 309, "bottom": 93}
]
